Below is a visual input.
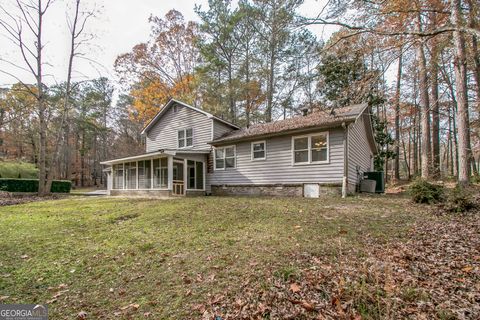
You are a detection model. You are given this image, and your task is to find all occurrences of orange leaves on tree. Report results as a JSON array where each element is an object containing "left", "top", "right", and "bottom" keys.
[{"left": 129, "top": 75, "right": 197, "bottom": 125}]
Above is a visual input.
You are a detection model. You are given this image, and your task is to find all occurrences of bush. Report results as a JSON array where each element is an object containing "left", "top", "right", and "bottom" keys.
[
  {"left": 0, "top": 179, "right": 71, "bottom": 193},
  {"left": 0, "top": 161, "right": 38, "bottom": 179},
  {"left": 408, "top": 178, "right": 443, "bottom": 204},
  {"left": 443, "top": 186, "right": 476, "bottom": 213}
]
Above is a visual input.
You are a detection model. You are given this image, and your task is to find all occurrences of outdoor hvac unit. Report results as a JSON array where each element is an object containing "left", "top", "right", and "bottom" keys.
[
  {"left": 363, "top": 171, "right": 385, "bottom": 193},
  {"left": 360, "top": 179, "right": 377, "bottom": 193}
]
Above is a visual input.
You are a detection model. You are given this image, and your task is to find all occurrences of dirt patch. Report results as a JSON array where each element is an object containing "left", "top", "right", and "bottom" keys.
[{"left": 0, "top": 191, "right": 66, "bottom": 206}]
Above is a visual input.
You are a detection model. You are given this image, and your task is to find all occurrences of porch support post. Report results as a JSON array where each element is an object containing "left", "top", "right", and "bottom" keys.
[
  {"left": 183, "top": 159, "right": 187, "bottom": 193},
  {"left": 167, "top": 155, "right": 173, "bottom": 190}
]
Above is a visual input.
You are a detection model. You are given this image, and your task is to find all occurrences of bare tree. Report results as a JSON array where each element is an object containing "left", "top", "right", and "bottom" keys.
[
  {"left": 394, "top": 46, "right": 403, "bottom": 181},
  {"left": 0, "top": 0, "right": 95, "bottom": 195},
  {"left": 415, "top": 12, "right": 432, "bottom": 179},
  {"left": 450, "top": 0, "right": 471, "bottom": 185},
  {"left": 0, "top": 0, "right": 53, "bottom": 195},
  {"left": 45, "top": 0, "right": 95, "bottom": 193}
]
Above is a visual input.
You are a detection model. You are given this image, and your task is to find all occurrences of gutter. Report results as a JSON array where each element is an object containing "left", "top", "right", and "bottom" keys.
[{"left": 342, "top": 121, "right": 348, "bottom": 198}]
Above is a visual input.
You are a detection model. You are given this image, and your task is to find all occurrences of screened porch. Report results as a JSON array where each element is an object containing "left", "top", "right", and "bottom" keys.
[{"left": 107, "top": 153, "right": 206, "bottom": 196}]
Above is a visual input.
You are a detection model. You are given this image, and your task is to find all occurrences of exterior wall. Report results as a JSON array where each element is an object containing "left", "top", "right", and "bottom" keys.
[
  {"left": 110, "top": 189, "right": 171, "bottom": 197},
  {"left": 146, "top": 104, "right": 212, "bottom": 152},
  {"left": 347, "top": 113, "right": 374, "bottom": 191},
  {"left": 208, "top": 128, "right": 345, "bottom": 186},
  {"left": 212, "top": 119, "right": 235, "bottom": 140}
]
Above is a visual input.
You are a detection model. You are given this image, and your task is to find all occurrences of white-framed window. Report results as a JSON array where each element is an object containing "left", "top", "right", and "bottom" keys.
[
  {"left": 214, "top": 146, "right": 236, "bottom": 170},
  {"left": 178, "top": 128, "right": 193, "bottom": 148},
  {"left": 292, "top": 132, "right": 329, "bottom": 165},
  {"left": 251, "top": 140, "right": 266, "bottom": 160}
]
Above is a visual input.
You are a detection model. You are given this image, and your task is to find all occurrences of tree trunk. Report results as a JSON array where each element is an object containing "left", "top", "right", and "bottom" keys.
[
  {"left": 266, "top": 47, "right": 275, "bottom": 122},
  {"left": 451, "top": 0, "right": 471, "bottom": 185},
  {"left": 430, "top": 32, "right": 441, "bottom": 178},
  {"left": 37, "top": 0, "right": 47, "bottom": 196},
  {"left": 394, "top": 47, "right": 402, "bottom": 181},
  {"left": 415, "top": 13, "right": 431, "bottom": 179}
]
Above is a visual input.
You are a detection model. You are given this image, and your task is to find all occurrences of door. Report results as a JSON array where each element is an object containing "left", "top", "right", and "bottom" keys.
[{"left": 172, "top": 160, "right": 184, "bottom": 195}]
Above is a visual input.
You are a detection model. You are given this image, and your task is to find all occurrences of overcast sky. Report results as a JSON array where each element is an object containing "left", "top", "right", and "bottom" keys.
[{"left": 0, "top": 0, "right": 336, "bottom": 89}]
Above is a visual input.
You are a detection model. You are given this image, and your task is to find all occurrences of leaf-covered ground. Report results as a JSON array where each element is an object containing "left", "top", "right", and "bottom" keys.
[{"left": 0, "top": 195, "right": 478, "bottom": 319}]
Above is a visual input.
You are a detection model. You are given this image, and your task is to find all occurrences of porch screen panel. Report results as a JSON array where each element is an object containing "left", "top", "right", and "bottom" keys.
[
  {"left": 153, "top": 158, "right": 168, "bottom": 189},
  {"left": 113, "top": 164, "right": 124, "bottom": 189},
  {"left": 187, "top": 160, "right": 195, "bottom": 189},
  {"left": 195, "top": 162, "right": 203, "bottom": 190},
  {"left": 138, "top": 160, "right": 151, "bottom": 189},
  {"left": 186, "top": 160, "right": 204, "bottom": 190},
  {"left": 160, "top": 158, "right": 168, "bottom": 187},
  {"left": 126, "top": 161, "right": 137, "bottom": 189}
]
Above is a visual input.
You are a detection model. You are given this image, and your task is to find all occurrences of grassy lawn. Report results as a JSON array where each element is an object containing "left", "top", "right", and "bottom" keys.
[{"left": 0, "top": 195, "right": 477, "bottom": 319}]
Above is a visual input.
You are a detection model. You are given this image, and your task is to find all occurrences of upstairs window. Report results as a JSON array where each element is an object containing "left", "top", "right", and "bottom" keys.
[
  {"left": 251, "top": 141, "right": 266, "bottom": 160},
  {"left": 178, "top": 128, "right": 193, "bottom": 148},
  {"left": 293, "top": 132, "right": 329, "bottom": 164},
  {"left": 215, "top": 146, "right": 235, "bottom": 170}
]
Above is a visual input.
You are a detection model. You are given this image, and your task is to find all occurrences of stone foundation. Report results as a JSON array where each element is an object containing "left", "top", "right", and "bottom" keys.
[
  {"left": 212, "top": 184, "right": 302, "bottom": 197},
  {"left": 211, "top": 184, "right": 343, "bottom": 197},
  {"left": 185, "top": 190, "right": 206, "bottom": 197},
  {"left": 109, "top": 189, "right": 171, "bottom": 198}
]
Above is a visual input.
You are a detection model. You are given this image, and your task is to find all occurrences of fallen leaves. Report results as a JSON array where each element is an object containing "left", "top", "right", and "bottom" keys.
[
  {"left": 193, "top": 213, "right": 480, "bottom": 319},
  {"left": 290, "top": 283, "right": 301, "bottom": 293}
]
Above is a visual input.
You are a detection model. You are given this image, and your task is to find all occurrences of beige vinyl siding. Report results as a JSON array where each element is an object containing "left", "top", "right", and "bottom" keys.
[
  {"left": 347, "top": 113, "right": 373, "bottom": 189},
  {"left": 208, "top": 128, "right": 345, "bottom": 185},
  {"left": 212, "top": 120, "right": 235, "bottom": 140},
  {"left": 146, "top": 104, "right": 212, "bottom": 152}
]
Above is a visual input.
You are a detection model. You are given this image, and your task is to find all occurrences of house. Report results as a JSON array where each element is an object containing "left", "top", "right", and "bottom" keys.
[{"left": 101, "top": 99, "right": 377, "bottom": 197}]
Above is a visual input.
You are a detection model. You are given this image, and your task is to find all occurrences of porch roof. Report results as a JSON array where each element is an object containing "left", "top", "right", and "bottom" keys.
[{"left": 100, "top": 149, "right": 211, "bottom": 165}]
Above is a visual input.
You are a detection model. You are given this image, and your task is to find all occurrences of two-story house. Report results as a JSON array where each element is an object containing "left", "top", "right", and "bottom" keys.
[{"left": 101, "top": 99, "right": 377, "bottom": 197}]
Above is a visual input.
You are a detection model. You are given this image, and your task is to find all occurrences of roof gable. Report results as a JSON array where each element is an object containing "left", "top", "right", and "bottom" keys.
[{"left": 141, "top": 99, "right": 239, "bottom": 135}]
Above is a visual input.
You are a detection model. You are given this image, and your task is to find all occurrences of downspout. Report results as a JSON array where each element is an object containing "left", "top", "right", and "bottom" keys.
[{"left": 342, "top": 121, "right": 348, "bottom": 198}]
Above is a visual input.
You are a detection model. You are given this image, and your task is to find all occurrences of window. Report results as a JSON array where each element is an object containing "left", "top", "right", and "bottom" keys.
[
  {"left": 251, "top": 141, "right": 266, "bottom": 160},
  {"left": 153, "top": 158, "right": 168, "bottom": 188},
  {"left": 293, "top": 137, "right": 309, "bottom": 163},
  {"left": 215, "top": 146, "right": 235, "bottom": 170},
  {"left": 311, "top": 134, "right": 328, "bottom": 162},
  {"left": 187, "top": 160, "right": 204, "bottom": 190},
  {"left": 292, "top": 132, "right": 329, "bottom": 164},
  {"left": 178, "top": 128, "right": 193, "bottom": 148}
]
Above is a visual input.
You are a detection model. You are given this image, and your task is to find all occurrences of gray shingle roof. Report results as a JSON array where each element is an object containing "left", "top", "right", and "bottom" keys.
[{"left": 210, "top": 103, "right": 368, "bottom": 145}]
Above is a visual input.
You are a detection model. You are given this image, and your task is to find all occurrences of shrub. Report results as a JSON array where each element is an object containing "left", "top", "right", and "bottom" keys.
[
  {"left": 0, "top": 179, "right": 71, "bottom": 193},
  {"left": 408, "top": 178, "right": 443, "bottom": 204},
  {"left": 443, "top": 186, "right": 476, "bottom": 213},
  {"left": 0, "top": 161, "right": 38, "bottom": 179}
]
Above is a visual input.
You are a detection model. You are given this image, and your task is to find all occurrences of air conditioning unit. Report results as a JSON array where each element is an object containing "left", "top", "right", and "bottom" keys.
[{"left": 360, "top": 179, "right": 376, "bottom": 193}]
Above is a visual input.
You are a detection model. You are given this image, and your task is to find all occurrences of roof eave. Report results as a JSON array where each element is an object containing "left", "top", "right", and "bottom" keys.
[{"left": 208, "top": 119, "right": 356, "bottom": 146}]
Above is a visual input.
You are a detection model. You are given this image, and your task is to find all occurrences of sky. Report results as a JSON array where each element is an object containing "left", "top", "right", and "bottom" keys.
[{"left": 0, "top": 0, "right": 336, "bottom": 89}]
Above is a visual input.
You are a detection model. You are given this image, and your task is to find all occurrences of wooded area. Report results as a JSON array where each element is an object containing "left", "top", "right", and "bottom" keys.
[{"left": 0, "top": 0, "right": 479, "bottom": 192}]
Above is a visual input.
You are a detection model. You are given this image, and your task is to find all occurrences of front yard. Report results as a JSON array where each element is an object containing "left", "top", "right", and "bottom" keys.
[{"left": 0, "top": 196, "right": 478, "bottom": 319}]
